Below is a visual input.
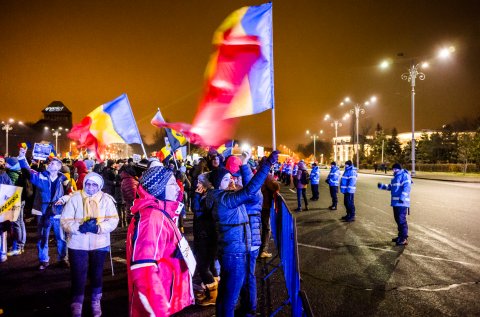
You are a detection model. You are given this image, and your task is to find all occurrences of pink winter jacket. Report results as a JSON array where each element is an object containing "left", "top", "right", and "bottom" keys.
[{"left": 126, "top": 186, "right": 194, "bottom": 317}]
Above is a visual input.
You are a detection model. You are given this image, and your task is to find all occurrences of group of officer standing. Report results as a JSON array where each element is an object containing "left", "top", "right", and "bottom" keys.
[{"left": 308, "top": 160, "right": 412, "bottom": 246}]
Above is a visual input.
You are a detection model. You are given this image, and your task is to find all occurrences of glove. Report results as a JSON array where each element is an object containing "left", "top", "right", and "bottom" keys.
[
  {"left": 377, "top": 182, "right": 383, "bottom": 189},
  {"left": 79, "top": 218, "right": 99, "bottom": 234},
  {"left": 267, "top": 150, "right": 279, "bottom": 165}
]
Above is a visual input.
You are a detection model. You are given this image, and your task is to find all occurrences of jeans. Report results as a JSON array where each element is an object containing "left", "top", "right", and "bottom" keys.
[
  {"left": 37, "top": 215, "right": 67, "bottom": 263},
  {"left": 296, "top": 188, "right": 308, "bottom": 209},
  {"left": 343, "top": 193, "right": 355, "bottom": 219},
  {"left": 393, "top": 207, "right": 409, "bottom": 239},
  {"left": 69, "top": 248, "right": 108, "bottom": 302},
  {"left": 311, "top": 184, "right": 319, "bottom": 199},
  {"left": 260, "top": 208, "right": 271, "bottom": 253},
  {"left": 216, "top": 252, "right": 247, "bottom": 317},
  {"left": 239, "top": 248, "right": 260, "bottom": 317},
  {"left": 11, "top": 201, "right": 26, "bottom": 250},
  {"left": 329, "top": 186, "right": 338, "bottom": 206}
]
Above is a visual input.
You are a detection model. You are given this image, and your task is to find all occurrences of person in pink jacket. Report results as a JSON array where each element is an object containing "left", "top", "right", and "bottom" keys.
[{"left": 127, "top": 166, "right": 194, "bottom": 316}]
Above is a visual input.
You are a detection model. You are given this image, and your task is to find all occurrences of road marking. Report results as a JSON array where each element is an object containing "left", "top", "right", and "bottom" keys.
[
  {"left": 112, "top": 256, "right": 127, "bottom": 264},
  {"left": 298, "top": 243, "right": 332, "bottom": 251},
  {"left": 297, "top": 243, "right": 478, "bottom": 266},
  {"left": 289, "top": 189, "right": 296, "bottom": 193},
  {"left": 396, "top": 281, "right": 479, "bottom": 292}
]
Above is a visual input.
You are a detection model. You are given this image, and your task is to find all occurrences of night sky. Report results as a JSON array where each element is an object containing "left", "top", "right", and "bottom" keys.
[{"left": 1, "top": 0, "right": 479, "bottom": 149}]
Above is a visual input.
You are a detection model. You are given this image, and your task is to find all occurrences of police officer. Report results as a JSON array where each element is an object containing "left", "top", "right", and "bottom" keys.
[
  {"left": 325, "top": 162, "right": 340, "bottom": 210},
  {"left": 378, "top": 163, "right": 411, "bottom": 246},
  {"left": 340, "top": 160, "right": 357, "bottom": 222}
]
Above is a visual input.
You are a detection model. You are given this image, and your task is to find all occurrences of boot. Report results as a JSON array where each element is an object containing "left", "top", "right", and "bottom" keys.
[
  {"left": 71, "top": 302, "right": 82, "bottom": 317},
  {"left": 197, "top": 281, "right": 218, "bottom": 306},
  {"left": 91, "top": 293, "right": 102, "bottom": 317}
]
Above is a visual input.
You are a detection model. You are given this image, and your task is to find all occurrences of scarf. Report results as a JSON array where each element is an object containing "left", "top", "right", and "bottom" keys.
[{"left": 81, "top": 190, "right": 103, "bottom": 222}]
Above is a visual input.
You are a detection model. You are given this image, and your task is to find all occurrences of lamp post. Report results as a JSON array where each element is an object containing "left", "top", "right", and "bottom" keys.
[
  {"left": 50, "top": 127, "right": 69, "bottom": 155},
  {"left": 340, "top": 96, "right": 376, "bottom": 168},
  {"left": 380, "top": 46, "right": 454, "bottom": 176},
  {"left": 2, "top": 118, "right": 23, "bottom": 156},
  {"left": 324, "top": 115, "right": 343, "bottom": 163},
  {"left": 306, "top": 129, "right": 323, "bottom": 162}
]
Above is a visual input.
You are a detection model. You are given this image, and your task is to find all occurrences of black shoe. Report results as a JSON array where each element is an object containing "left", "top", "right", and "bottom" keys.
[
  {"left": 396, "top": 239, "right": 408, "bottom": 246},
  {"left": 294, "top": 208, "right": 301, "bottom": 212},
  {"left": 391, "top": 237, "right": 399, "bottom": 243},
  {"left": 343, "top": 217, "right": 355, "bottom": 222},
  {"left": 340, "top": 215, "right": 348, "bottom": 220},
  {"left": 309, "top": 197, "right": 315, "bottom": 201},
  {"left": 58, "top": 260, "right": 70, "bottom": 269},
  {"left": 303, "top": 206, "right": 309, "bottom": 211}
]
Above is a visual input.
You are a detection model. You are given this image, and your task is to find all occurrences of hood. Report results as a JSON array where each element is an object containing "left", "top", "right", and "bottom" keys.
[
  {"left": 131, "top": 185, "right": 179, "bottom": 219},
  {"left": 74, "top": 160, "right": 88, "bottom": 174}
]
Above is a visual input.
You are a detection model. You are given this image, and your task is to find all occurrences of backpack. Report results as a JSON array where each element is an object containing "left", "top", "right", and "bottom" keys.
[{"left": 300, "top": 170, "right": 310, "bottom": 185}]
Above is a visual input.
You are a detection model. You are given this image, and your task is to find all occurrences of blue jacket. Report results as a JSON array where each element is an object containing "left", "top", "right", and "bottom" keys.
[
  {"left": 326, "top": 166, "right": 340, "bottom": 187},
  {"left": 283, "top": 163, "right": 292, "bottom": 175},
  {"left": 310, "top": 166, "right": 320, "bottom": 185},
  {"left": 0, "top": 171, "right": 12, "bottom": 185},
  {"left": 340, "top": 165, "right": 357, "bottom": 194},
  {"left": 292, "top": 164, "right": 298, "bottom": 176},
  {"left": 206, "top": 160, "right": 271, "bottom": 254},
  {"left": 379, "top": 169, "right": 411, "bottom": 207},
  {"left": 19, "top": 158, "right": 67, "bottom": 215},
  {"left": 240, "top": 165, "right": 263, "bottom": 249}
]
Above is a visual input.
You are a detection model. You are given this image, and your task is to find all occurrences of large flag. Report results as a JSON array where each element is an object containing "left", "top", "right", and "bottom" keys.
[
  {"left": 151, "top": 3, "right": 272, "bottom": 147},
  {"left": 211, "top": 2, "right": 274, "bottom": 118},
  {"left": 151, "top": 110, "right": 187, "bottom": 151},
  {"left": 68, "top": 94, "right": 142, "bottom": 160}
]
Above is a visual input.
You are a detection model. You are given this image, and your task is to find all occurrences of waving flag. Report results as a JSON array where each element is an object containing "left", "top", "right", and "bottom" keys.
[
  {"left": 151, "top": 3, "right": 273, "bottom": 147},
  {"left": 68, "top": 94, "right": 142, "bottom": 160},
  {"left": 211, "top": 2, "right": 274, "bottom": 118},
  {"left": 151, "top": 110, "right": 187, "bottom": 151}
]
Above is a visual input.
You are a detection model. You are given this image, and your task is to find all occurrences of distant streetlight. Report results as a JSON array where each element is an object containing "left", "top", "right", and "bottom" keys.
[
  {"left": 324, "top": 114, "right": 344, "bottom": 163},
  {"left": 306, "top": 129, "right": 323, "bottom": 162},
  {"left": 380, "top": 46, "right": 454, "bottom": 176},
  {"left": 2, "top": 118, "right": 23, "bottom": 156},
  {"left": 341, "top": 96, "right": 377, "bottom": 168},
  {"left": 51, "top": 127, "right": 69, "bottom": 155}
]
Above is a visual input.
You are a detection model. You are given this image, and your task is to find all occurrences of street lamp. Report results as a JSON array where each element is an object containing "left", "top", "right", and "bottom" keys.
[
  {"left": 1, "top": 118, "right": 23, "bottom": 156},
  {"left": 306, "top": 129, "right": 323, "bottom": 162},
  {"left": 324, "top": 114, "right": 344, "bottom": 163},
  {"left": 340, "top": 96, "right": 376, "bottom": 168},
  {"left": 51, "top": 127, "right": 69, "bottom": 155},
  {"left": 380, "top": 46, "right": 454, "bottom": 176}
]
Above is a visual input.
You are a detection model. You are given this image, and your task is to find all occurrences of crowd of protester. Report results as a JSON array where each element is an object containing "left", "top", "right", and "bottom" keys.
[{"left": 0, "top": 147, "right": 280, "bottom": 317}]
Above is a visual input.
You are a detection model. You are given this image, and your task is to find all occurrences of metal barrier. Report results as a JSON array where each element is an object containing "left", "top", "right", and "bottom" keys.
[{"left": 264, "top": 193, "right": 314, "bottom": 317}]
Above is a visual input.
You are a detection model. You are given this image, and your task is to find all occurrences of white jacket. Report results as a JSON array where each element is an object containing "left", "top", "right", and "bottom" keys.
[{"left": 61, "top": 191, "right": 119, "bottom": 251}]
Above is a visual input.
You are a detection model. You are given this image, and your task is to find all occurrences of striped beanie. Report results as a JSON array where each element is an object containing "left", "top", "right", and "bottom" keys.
[{"left": 139, "top": 166, "right": 173, "bottom": 200}]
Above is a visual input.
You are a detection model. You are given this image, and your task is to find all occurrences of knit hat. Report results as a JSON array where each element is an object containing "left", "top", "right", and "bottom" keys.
[
  {"left": 331, "top": 161, "right": 336, "bottom": 166},
  {"left": 139, "top": 166, "right": 173, "bottom": 200},
  {"left": 209, "top": 167, "right": 231, "bottom": 189},
  {"left": 345, "top": 160, "right": 353, "bottom": 167},
  {"left": 83, "top": 172, "right": 104, "bottom": 190},
  {"left": 225, "top": 156, "right": 242, "bottom": 177},
  {"left": 5, "top": 157, "right": 18, "bottom": 167},
  {"left": 392, "top": 163, "right": 402, "bottom": 170}
]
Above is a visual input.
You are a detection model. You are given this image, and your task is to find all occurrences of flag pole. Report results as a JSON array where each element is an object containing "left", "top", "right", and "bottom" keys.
[{"left": 270, "top": 3, "right": 276, "bottom": 151}]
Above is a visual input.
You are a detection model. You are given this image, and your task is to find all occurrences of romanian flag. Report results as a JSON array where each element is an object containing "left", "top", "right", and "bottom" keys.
[
  {"left": 210, "top": 2, "right": 274, "bottom": 118},
  {"left": 156, "top": 146, "right": 172, "bottom": 163},
  {"left": 68, "top": 94, "right": 142, "bottom": 160},
  {"left": 151, "top": 110, "right": 187, "bottom": 151},
  {"left": 149, "top": 3, "right": 272, "bottom": 147}
]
